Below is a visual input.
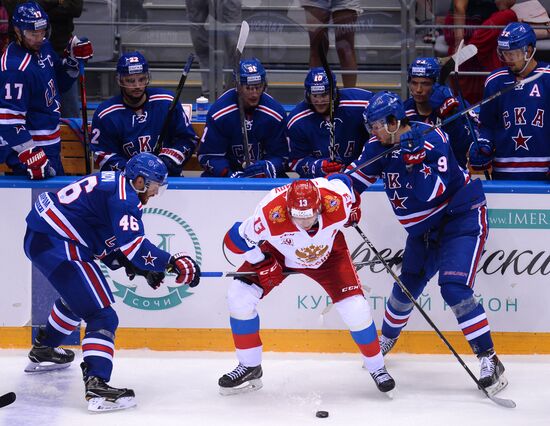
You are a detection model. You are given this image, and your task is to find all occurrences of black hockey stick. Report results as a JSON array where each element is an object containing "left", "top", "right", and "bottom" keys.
[
  {"left": 0, "top": 392, "right": 16, "bottom": 408},
  {"left": 235, "top": 21, "right": 252, "bottom": 168},
  {"left": 346, "top": 66, "right": 547, "bottom": 175},
  {"left": 79, "top": 62, "right": 91, "bottom": 174},
  {"left": 153, "top": 53, "right": 195, "bottom": 155},
  {"left": 318, "top": 37, "right": 338, "bottom": 162},
  {"left": 452, "top": 41, "right": 490, "bottom": 180},
  {"left": 352, "top": 224, "right": 516, "bottom": 408},
  {"left": 438, "top": 43, "right": 478, "bottom": 85}
]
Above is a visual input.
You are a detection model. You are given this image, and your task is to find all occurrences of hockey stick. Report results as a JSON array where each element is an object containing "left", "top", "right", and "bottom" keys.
[
  {"left": 452, "top": 41, "right": 490, "bottom": 180},
  {"left": 346, "top": 67, "right": 547, "bottom": 175},
  {"left": 235, "top": 20, "right": 252, "bottom": 168},
  {"left": 318, "top": 39, "right": 338, "bottom": 162},
  {"left": 352, "top": 224, "right": 516, "bottom": 408},
  {"left": 0, "top": 392, "right": 16, "bottom": 408},
  {"left": 438, "top": 43, "right": 478, "bottom": 85},
  {"left": 154, "top": 53, "right": 195, "bottom": 155},
  {"left": 201, "top": 257, "right": 402, "bottom": 278},
  {"left": 78, "top": 62, "right": 91, "bottom": 174}
]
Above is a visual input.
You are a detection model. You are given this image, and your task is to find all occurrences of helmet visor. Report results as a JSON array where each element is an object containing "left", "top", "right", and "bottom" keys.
[
  {"left": 497, "top": 47, "right": 527, "bottom": 63},
  {"left": 365, "top": 117, "right": 388, "bottom": 134}
]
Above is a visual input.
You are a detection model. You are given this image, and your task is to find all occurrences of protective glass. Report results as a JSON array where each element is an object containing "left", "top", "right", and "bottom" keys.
[{"left": 118, "top": 73, "right": 150, "bottom": 89}]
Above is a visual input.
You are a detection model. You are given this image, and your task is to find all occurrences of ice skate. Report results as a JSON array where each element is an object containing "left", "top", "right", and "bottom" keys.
[
  {"left": 370, "top": 366, "right": 396, "bottom": 395},
  {"left": 81, "top": 362, "right": 136, "bottom": 412},
  {"left": 24, "top": 328, "right": 75, "bottom": 373},
  {"left": 379, "top": 335, "right": 398, "bottom": 356},
  {"left": 478, "top": 350, "right": 508, "bottom": 396},
  {"left": 218, "top": 363, "right": 263, "bottom": 396}
]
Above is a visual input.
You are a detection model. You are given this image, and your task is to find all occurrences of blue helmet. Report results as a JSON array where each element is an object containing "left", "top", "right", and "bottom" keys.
[
  {"left": 12, "top": 2, "right": 48, "bottom": 32},
  {"left": 497, "top": 22, "right": 536, "bottom": 52},
  {"left": 408, "top": 57, "right": 440, "bottom": 81},
  {"left": 125, "top": 153, "right": 168, "bottom": 193},
  {"left": 304, "top": 67, "right": 336, "bottom": 97},
  {"left": 236, "top": 58, "right": 266, "bottom": 85},
  {"left": 363, "top": 91, "right": 406, "bottom": 132},
  {"left": 117, "top": 52, "right": 149, "bottom": 76}
]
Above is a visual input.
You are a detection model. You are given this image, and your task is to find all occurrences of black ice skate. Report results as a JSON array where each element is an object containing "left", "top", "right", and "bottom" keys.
[
  {"left": 218, "top": 363, "right": 263, "bottom": 396},
  {"left": 379, "top": 335, "right": 398, "bottom": 356},
  {"left": 24, "top": 328, "right": 75, "bottom": 373},
  {"left": 478, "top": 350, "right": 508, "bottom": 396},
  {"left": 81, "top": 362, "right": 136, "bottom": 412},
  {"left": 370, "top": 366, "right": 396, "bottom": 394}
]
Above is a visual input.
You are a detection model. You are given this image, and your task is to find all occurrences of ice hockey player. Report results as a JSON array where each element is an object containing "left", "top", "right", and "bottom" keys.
[
  {"left": 348, "top": 91, "right": 508, "bottom": 396},
  {"left": 471, "top": 22, "right": 550, "bottom": 180},
  {"left": 288, "top": 67, "right": 371, "bottom": 177},
  {"left": 219, "top": 175, "right": 395, "bottom": 396},
  {"left": 91, "top": 52, "right": 197, "bottom": 176},
  {"left": 23, "top": 153, "right": 201, "bottom": 411},
  {"left": 404, "top": 57, "right": 475, "bottom": 169},
  {"left": 198, "top": 58, "right": 288, "bottom": 178},
  {"left": 0, "top": 1, "right": 92, "bottom": 178}
]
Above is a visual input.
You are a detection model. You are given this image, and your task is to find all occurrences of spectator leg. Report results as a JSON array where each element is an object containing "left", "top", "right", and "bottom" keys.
[
  {"left": 304, "top": 6, "right": 331, "bottom": 69},
  {"left": 333, "top": 9, "right": 358, "bottom": 87}
]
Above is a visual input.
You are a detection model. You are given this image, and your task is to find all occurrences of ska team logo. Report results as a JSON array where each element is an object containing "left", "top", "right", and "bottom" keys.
[{"left": 102, "top": 208, "right": 202, "bottom": 311}]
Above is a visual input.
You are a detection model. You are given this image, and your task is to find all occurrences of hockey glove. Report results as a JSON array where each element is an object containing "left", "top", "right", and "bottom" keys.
[
  {"left": 65, "top": 35, "right": 94, "bottom": 61},
  {"left": 168, "top": 253, "right": 201, "bottom": 287},
  {"left": 400, "top": 124, "right": 426, "bottom": 166},
  {"left": 429, "top": 83, "right": 459, "bottom": 118},
  {"left": 311, "top": 158, "right": 343, "bottom": 177},
  {"left": 18, "top": 148, "right": 56, "bottom": 180},
  {"left": 159, "top": 147, "right": 187, "bottom": 176},
  {"left": 468, "top": 139, "right": 494, "bottom": 171},
  {"left": 252, "top": 253, "right": 284, "bottom": 290},
  {"left": 344, "top": 190, "right": 362, "bottom": 228},
  {"left": 240, "top": 160, "right": 277, "bottom": 178}
]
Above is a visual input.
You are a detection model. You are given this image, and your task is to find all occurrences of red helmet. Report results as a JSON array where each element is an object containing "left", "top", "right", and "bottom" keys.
[{"left": 286, "top": 180, "right": 321, "bottom": 218}]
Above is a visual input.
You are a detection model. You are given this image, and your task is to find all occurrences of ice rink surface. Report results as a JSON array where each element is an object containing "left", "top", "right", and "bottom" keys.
[{"left": 0, "top": 349, "right": 548, "bottom": 426}]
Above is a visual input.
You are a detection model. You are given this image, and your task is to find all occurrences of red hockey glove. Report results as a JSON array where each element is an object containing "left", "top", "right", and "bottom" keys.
[
  {"left": 18, "top": 148, "right": 56, "bottom": 180},
  {"left": 400, "top": 124, "right": 426, "bottom": 166},
  {"left": 168, "top": 253, "right": 201, "bottom": 287},
  {"left": 312, "top": 159, "right": 343, "bottom": 177},
  {"left": 65, "top": 35, "right": 94, "bottom": 61},
  {"left": 252, "top": 253, "right": 284, "bottom": 289},
  {"left": 344, "top": 191, "right": 362, "bottom": 228}
]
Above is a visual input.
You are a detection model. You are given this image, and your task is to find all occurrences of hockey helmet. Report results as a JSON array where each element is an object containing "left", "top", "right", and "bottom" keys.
[
  {"left": 125, "top": 153, "right": 168, "bottom": 195},
  {"left": 363, "top": 91, "right": 406, "bottom": 133},
  {"left": 497, "top": 22, "right": 537, "bottom": 53},
  {"left": 304, "top": 67, "right": 336, "bottom": 98},
  {"left": 408, "top": 57, "right": 440, "bottom": 81},
  {"left": 286, "top": 180, "right": 322, "bottom": 218},
  {"left": 236, "top": 58, "right": 266, "bottom": 86},
  {"left": 12, "top": 2, "right": 48, "bottom": 32},
  {"left": 117, "top": 52, "right": 149, "bottom": 76}
]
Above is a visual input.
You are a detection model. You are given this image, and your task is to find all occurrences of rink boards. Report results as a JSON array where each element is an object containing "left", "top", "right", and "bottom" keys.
[{"left": 0, "top": 177, "right": 549, "bottom": 354}]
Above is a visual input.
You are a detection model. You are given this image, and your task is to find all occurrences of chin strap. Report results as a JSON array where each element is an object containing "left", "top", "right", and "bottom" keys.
[
  {"left": 385, "top": 119, "right": 401, "bottom": 145},
  {"left": 517, "top": 47, "right": 537, "bottom": 76}
]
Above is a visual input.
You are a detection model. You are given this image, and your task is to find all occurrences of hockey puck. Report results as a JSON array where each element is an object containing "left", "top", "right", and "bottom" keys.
[{"left": 316, "top": 410, "right": 329, "bottom": 418}]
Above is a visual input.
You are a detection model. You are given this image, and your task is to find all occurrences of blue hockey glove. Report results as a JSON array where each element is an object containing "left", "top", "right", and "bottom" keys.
[
  {"left": 468, "top": 139, "right": 494, "bottom": 171},
  {"left": 240, "top": 160, "right": 277, "bottom": 178},
  {"left": 400, "top": 124, "right": 426, "bottom": 166},
  {"left": 429, "top": 83, "right": 460, "bottom": 118},
  {"left": 311, "top": 158, "right": 343, "bottom": 177},
  {"left": 159, "top": 147, "right": 187, "bottom": 176}
]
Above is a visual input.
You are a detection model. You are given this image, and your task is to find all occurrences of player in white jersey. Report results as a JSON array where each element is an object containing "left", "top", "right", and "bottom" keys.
[{"left": 219, "top": 175, "right": 395, "bottom": 396}]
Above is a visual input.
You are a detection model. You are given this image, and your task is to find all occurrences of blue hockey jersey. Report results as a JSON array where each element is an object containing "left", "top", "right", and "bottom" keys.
[
  {"left": 348, "top": 122, "right": 473, "bottom": 237},
  {"left": 90, "top": 88, "right": 197, "bottom": 173},
  {"left": 0, "top": 40, "right": 77, "bottom": 161},
  {"left": 288, "top": 88, "right": 372, "bottom": 177},
  {"left": 479, "top": 63, "right": 550, "bottom": 180},
  {"left": 26, "top": 171, "right": 171, "bottom": 272},
  {"left": 197, "top": 88, "right": 288, "bottom": 177},
  {"left": 403, "top": 96, "right": 474, "bottom": 169}
]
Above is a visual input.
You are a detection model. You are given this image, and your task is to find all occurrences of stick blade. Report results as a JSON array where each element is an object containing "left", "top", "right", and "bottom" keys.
[
  {"left": 236, "top": 21, "right": 250, "bottom": 55},
  {"left": 0, "top": 392, "right": 16, "bottom": 408},
  {"left": 454, "top": 43, "right": 478, "bottom": 71}
]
